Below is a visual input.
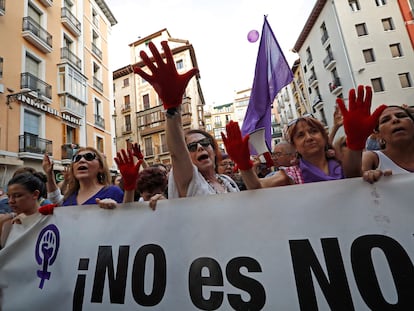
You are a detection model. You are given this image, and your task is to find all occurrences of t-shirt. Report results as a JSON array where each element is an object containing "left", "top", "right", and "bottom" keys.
[
  {"left": 62, "top": 185, "right": 124, "bottom": 206},
  {"left": 168, "top": 165, "right": 239, "bottom": 199}
]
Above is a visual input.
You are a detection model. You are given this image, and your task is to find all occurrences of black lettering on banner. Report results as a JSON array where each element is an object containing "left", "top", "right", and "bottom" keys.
[
  {"left": 189, "top": 257, "right": 224, "bottom": 310},
  {"left": 131, "top": 244, "right": 166, "bottom": 306},
  {"left": 91, "top": 245, "right": 130, "bottom": 304},
  {"left": 351, "top": 234, "right": 414, "bottom": 310},
  {"left": 226, "top": 257, "right": 266, "bottom": 311},
  {"left": 289, "top": 238, "right": 354, "bottom": 311},
  {"left": 73, "top": 258, "right": 89, "bottom": 311}
]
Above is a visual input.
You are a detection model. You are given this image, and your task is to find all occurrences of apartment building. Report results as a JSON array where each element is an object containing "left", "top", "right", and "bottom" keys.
[
  {"left": 113, "top": 29, "right": 205, "bottom": 166},
  {"left": 291, "top": 0, "right": 414, "bottom": 129},
  {"left": 0, "top": 0, "right": 117, "bottom": 187}
]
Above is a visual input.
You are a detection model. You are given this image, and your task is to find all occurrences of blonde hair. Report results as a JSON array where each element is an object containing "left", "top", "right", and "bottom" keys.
[{"left": 64, "top": 147, "right": 111, "bottom": 200}]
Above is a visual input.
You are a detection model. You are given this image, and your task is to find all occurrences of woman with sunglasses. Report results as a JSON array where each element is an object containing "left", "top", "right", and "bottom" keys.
[
  {"left": 362, "top": 105, "right": 414, "bottom": 183},
  {"left": 132, "top": 41, "right": 239, "bottom": 197},
  {"left": 222, "top": 85, "right": 386, "bottom": 188},
  {"left": 42, "top": 147, "right": 124, "bottom": 209}
]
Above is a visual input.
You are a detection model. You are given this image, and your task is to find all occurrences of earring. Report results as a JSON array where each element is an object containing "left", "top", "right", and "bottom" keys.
[{"left": 379, "top": 138, "right": 386, "bottom": 149}]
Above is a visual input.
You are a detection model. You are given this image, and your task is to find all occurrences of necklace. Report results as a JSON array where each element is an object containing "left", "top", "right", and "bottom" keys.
[{"left": 206, "top": 174, "right": 228, "bottom": 194}]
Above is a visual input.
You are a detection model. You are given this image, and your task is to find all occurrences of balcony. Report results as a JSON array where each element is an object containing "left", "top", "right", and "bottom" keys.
[
  {"left": 61, "top": 47, "right": 82, "bottom": 71},
  {"left": 122, "top": 124, "right": 132, "bottom": 134},
  {"left": 19, "top": 133, "right": 52, "bottom": 158},
  {"left": 61, "top": 143, "right": 78, "bottom": 164},
  {"left": 93, "top": 77, "right": 103, "bottom": 92},
  {"left": 92, "top": 42, "right": 102, "bottom": 60},
  {"left": 22, "top": 17, "right": 52, "bottom": 53},
  {"left": 321, "top": 32, "right": 329, "bottom": 45},
  {"left": 323, "top": 53, "right": 336, "bottom": 70},
  {"left": 0, "top": 0, "right": 5, "bottom": 16},
  {"left": 59, "top": 93, "right": 85, "bottom": 118},
  {"left": 21, "top": 72, "right": 52, "bottom": 100},
  {"left": 329, "top": 77, "right": 343, "bottom": 95},
  {"left": 61, "top": 7, "right": 81, "bottom": 37},
  {"left": 121, "top": 104, "right": 131, "bottom": 113},
  {"left": 312, "top": 95, "right": 323, "bottom": 106},
  {"left": 94, "top": 114, "right": 105, "bottom": 129},
  {"left": 137, "top": 98, "right": 192, "bottom": 136},
  {"left": 308, "top": 74, "right": 318, "bottom": 88},
  {"left": 39, "top": 0, "right": 53, "bottom": 7}
]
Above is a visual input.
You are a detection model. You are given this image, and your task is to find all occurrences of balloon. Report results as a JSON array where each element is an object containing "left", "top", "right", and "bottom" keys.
[{"left": 247, "top": 30, "right": 259, "bottom": 43}]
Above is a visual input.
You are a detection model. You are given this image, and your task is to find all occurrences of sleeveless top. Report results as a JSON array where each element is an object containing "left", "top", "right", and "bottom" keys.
[{"left": 373, "top": 151, "right": 412, "bottom": 174}]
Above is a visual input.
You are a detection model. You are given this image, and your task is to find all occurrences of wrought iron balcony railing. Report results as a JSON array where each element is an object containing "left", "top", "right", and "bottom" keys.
[
  {"left": 19, "top": 132, "right": 52, "bottom": 155},
  {"left": 61, "top": 7, "right": 81, "bottom": 36},
  {"left": 21, "top": 72, "right": 52, "bottom": 99},
  {"left": 93, "top": 77, "right": 103, "bottom": 92},
  {"left": 92, "top": 42, "right": 102, "bottom": 59},
  {"left": 22, "top": 16, "right": 52, "bottom": 52},
  {"left": 61, "top": 47, "right": 82, "bottom": 71},
  {"left": 94, "top": 114, "right": 105, "bottom": 128}
]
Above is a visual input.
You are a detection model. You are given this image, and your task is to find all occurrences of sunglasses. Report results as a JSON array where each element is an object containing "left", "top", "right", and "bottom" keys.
[
  {"left": 73, "top": 152, "right": 97, "bottom": 163},
  {"left": 287, "top": 113, "right": 314, "bottom": 128},
  {"left": 187, "top": 138, "right": 212, "bottom": 152}
]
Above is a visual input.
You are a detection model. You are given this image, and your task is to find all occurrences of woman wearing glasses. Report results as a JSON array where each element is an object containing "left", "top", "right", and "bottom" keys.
[
  {"left": 222, "top": 85, "right": 386, "bottom": 188},
  {"left": 132, "top": 41, "right": 239, "bottom": 198},
  {"left": 42, "top": 147, "right": 124, "bottom": 208}
]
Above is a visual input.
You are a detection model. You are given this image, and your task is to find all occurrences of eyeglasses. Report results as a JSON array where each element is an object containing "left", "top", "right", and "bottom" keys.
[
  {"left": 272, "top": 152, "right": 292, "bottom": 158},
  {"left": 73, "top": 152, "right": 97, "bottom": 163},
  {"left": 220, "top": 161, "right": 235, "bottom": 167},
  {"left": 187, "top": 138, "right": 212, "bottom": 152},
  {"left": 287, "top": 113, "right": 314, "bottom": 128}
]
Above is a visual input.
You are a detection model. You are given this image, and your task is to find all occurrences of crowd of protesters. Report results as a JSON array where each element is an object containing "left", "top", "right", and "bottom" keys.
[{"left": 1, "top": 41, "right": 413, "bottom": 246}]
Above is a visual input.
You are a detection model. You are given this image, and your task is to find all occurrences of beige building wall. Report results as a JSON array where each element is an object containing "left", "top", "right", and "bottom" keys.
[
  {"left": 0, "top": 0, "right": 117, "bottom": 187},
  {"left": 113, "top": 29, "right": 205, "bottom": 166}
]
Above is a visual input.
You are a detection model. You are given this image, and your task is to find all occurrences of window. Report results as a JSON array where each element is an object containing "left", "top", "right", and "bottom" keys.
[
  {"left": 124, "top": 95, "right": 130, "bottom": 105},
  {"left": 123, "top": 78, "right": 129, "bottom": 87},
  {"left": 124, "top": 114, "right": 131, "bottom": 132},
  {"left": 399, "top": 73, "right": 412, "bottom": 88},
  {"left": 363, "top": 49, "right": 375, "bottom": 63},
  {"left": 214, "top": 115, "right": 221, "bottom": 126},
  {"left": 160, "top": 133, "right": 168, "bottom": 153},
  {"left": 25, "top": 53, "right": 40, "bottom": 76},
  {"left": 390, "top": 43, "right": 403, "bottom": 58},
  {"left": 92, "top": 8, "right": 99, "bottom": 27},
  {"left": 144, "top": 137, "right": 153, "bottom": 156},
  {"left": 142, "top": 94, "right": 150, "bottom": 109},
  {"left": 0, "top": 57, "right": 3, "bottom": 79},
  {"left": 176, "top": 59, "right": 183, "bottom": 70},
  {"left": 24, "top": 110, "right": 40, "bottom": 135},
  {"left": 96, "top": 136, "right": 103, "bottom": 153},
  {"left": 375, "top": 0, "right": 387, "bottom": 6},
  {"left": 320, "top": 22, "right": 329, "bottom": 44},
  {"left": 355, "top": 23, "right": 368, "bottom": 36},
  {"left": 349, "top": 0, "right": 360, "bottom": 11},
  {"left": 371, "top": 78, "right": 385, "bottom": 92},
  {"left": 58, "top": 65, "right": 87, "bottom": 103},
  {"left": 95, "top": 98, "right": 102, "bottom": 116},
  {"left": 28, "top": 2, "right": 41, "bottom": 24},
  {"left": 306, "top": 47, "right": 313, "bottom": 64},
  {"left": 382, "top": 18, "right": 394, "bottom": 31}
]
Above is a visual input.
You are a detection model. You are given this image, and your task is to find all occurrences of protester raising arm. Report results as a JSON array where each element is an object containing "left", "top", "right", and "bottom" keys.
[
  {"left": 133, "top": 41, "right": 199, "bottom": 197},
  {"left": 336, "top": 85, "right": 386, "bottom": 177},
  {"left": 114, "top": 148, "right": 142, "bottom": 203}
]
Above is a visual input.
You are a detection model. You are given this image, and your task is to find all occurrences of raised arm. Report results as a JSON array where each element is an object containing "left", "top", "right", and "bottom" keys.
[
  {"left": 132, "top": 41, "right": 198, "bottom": 197},
  {"left": 336, "top": 85, "right": 386, "bottom": 177},
  {"left": 221, "top": 121, "right": 262, "bottom": 190}
]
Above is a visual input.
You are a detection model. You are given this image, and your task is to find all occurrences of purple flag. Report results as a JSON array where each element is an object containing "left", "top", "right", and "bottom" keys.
[{"left": 241, "top": 16, "right": 293, "bottom": 150}]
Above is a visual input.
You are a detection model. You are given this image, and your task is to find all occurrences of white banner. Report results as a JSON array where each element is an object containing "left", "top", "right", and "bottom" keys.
[{"left": 1, "top": 174, "right": 414, "bottom": 310}]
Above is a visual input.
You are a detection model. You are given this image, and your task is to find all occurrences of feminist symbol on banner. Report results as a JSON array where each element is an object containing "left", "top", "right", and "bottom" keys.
[{"left": 35, "top": 224, "right": 60, "bottom": 289}]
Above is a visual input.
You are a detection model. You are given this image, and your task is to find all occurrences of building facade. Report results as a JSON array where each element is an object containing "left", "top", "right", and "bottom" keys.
[
  {"left": 113, "top": 29, "right": 205, "bottom": 166},
  {"left": 0, "top": 0, "right": 117, "bottom": 187},
  {"left": 292, "top": 0, "right": 414, "bottom": 129}
]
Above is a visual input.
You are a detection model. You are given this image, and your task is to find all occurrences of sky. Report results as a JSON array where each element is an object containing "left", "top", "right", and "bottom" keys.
[{"left": 105, "top": 0, "right": 316, "bottom": 106}]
